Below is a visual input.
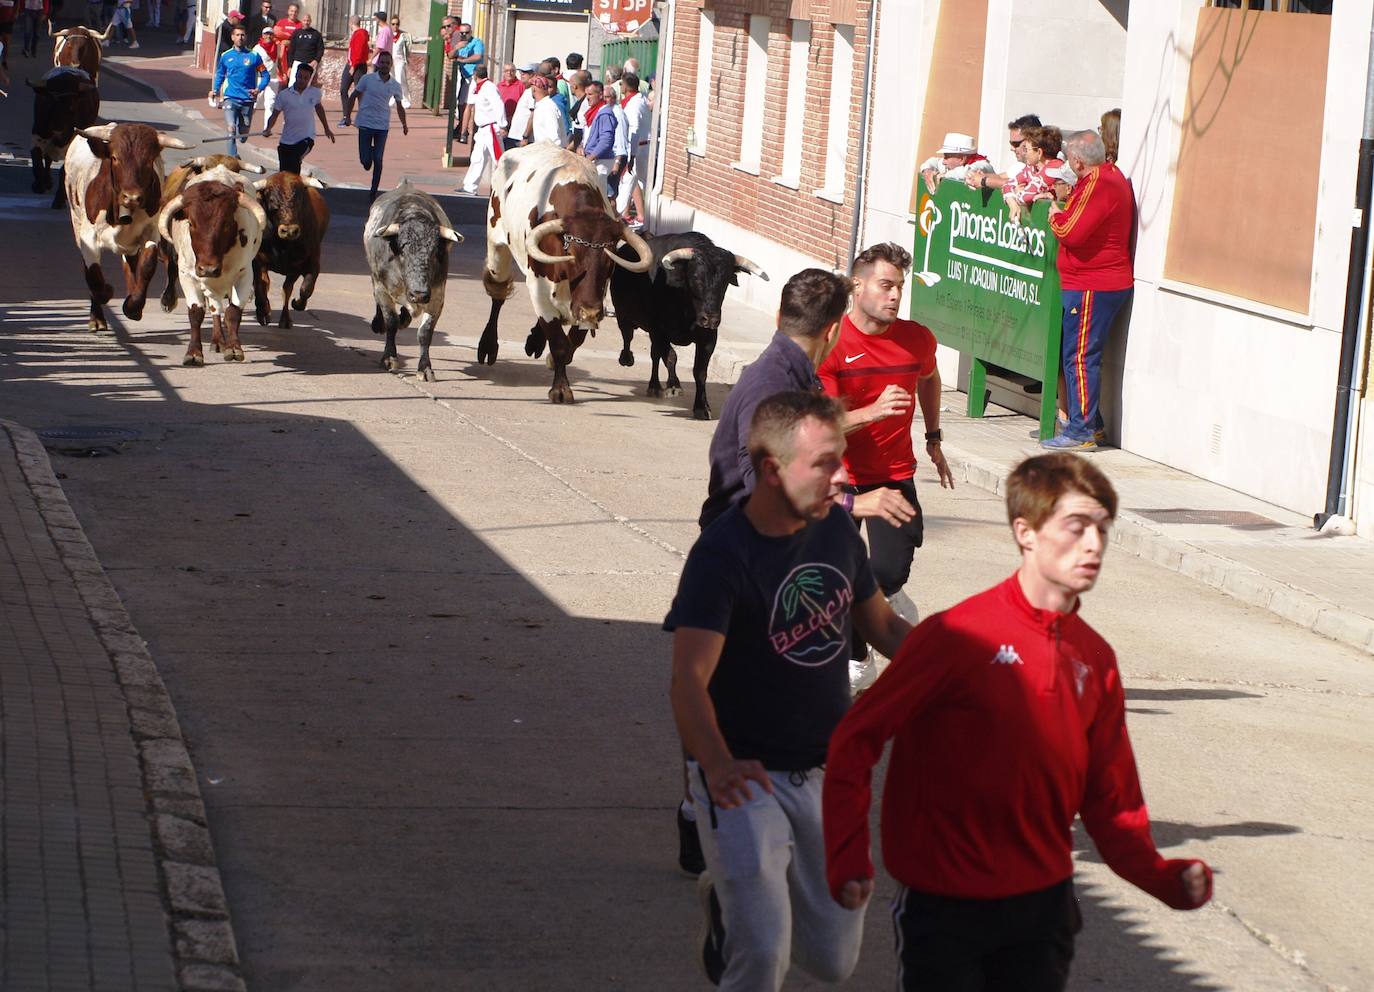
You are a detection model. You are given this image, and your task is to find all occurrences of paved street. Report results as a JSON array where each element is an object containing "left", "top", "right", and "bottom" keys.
[{"left": 1, "top": 46, "right": 1372, "bottom": 992}]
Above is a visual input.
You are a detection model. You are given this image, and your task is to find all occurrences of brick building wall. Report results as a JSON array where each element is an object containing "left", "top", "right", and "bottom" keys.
[{"left": 659, "top": 0, "right": 875, "bottom": 269}]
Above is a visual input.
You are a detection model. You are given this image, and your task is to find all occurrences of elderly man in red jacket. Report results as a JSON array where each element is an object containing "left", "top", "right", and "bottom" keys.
[
  {"left": 823, "top": 452, "right": 1211, "bottom": 991},
  {"left": 1039, "top": 129, "right": 1134, "bottom": 452}
]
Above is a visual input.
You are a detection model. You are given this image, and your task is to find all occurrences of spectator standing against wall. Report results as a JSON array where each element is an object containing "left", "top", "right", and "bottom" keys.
[
  {"left": 458, "top": 64, "right": 505, "bottom": 195},
  {"left": 1100, "top": 107, "right": 1121, "bottom": 164},
  {"left": 246, "top": 0, "right": 274, "bottom": 47},
  {"left": 369, "top": 10, "right": 392, "bottom": 66},
  {"left": 496, "top": 62, "right": 523, "bottom": 126},
  {"left": 338, "top": 15, "right": 369, "bottom": 127},
  {"left": 567, "top": 68, "right": 591, "bottom": 151},
  {"left": 615, "top": 69, "right": 651, "bottom": 227},
  {"left": 451, "top": 22, "right": 483, "bottom": 144},
  {"left": 823, "top": 453, "right": 1212, "bottom": 991},
  {"left": 971, "top": 113, "right": 1042, "bottom": 192},
  {"left": 529, "top": 75, "right": 567, "bottom": 146},
  {"left": 390, "top": 16, "right": 413, "bottom": 109},
  {"left": 506, "top": 62, "right": 536, "bottom": 149},
  {"left": 817, "top": 242, "right": 954, "bottom": 692},
  {"left": 284, "top": 11, "right": 322, "bottom": 84},
  {"left": 580, "top": 80, "right": 618, "bottom": 191},
  {"left": 270, "top": 1, "right": 300, "bottom": 66},
  {"left": 918, "top": 132, "right": 993, "bottom": 193},
  {"left": 1040, "top": 130, "right": 1134, "bottom": 452}
]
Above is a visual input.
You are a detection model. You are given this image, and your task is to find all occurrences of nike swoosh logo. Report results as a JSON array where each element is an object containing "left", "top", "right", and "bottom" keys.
[{"left": 844, "top": 353, "right": 865, "bottom": 364}]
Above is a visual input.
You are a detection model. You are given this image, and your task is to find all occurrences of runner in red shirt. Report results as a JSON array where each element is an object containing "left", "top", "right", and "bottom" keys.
[
  {"left": 823, "top": 453, "right": 1212, "bottom": 990},
  {"left": 818, "top": 242, "right": 954, "bottom": 691}
]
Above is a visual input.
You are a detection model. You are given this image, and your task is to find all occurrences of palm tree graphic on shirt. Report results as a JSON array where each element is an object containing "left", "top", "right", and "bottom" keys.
[{"left": 781, "top": 568, "right": 844, "bottom": 642}]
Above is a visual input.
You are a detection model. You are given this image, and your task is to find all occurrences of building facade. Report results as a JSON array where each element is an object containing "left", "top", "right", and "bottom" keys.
[{"left": 651, "top": 0, "right": 1374, "bottom": 528}]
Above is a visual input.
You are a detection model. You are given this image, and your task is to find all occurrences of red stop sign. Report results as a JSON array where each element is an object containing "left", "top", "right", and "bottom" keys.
[{"left": 596, "top": 0, "right": 651, "bottom": 35}]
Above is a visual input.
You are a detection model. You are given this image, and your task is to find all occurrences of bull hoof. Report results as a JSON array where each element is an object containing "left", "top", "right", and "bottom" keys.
[
  {"left": 291, "top": 297, "right": 307, "bottom": 312},
  {"left": 278, "top": 314, "right": 292, "bottom": 330},
  {"left": 618, "top": 349, "right": 635, "bottom": 368},
  {"left": 646, "top": 385, "right": 664, "bottom": 398},
  {"left": 693, "top": 407, "right": 712, "bottom": 421},
  {"left": 477, "top": 339, "right": 498, "bottom": 365},
  {"left": 122, "top": 299, "right": 146, "bottom": 321},
  {"left": 383, "top": 356, "right": 402, "bottom": 371},
  {"left": 224, "top": 347, "right": 245, "bottom": 363},
  {"left": 549, "top": 384, "right": 575, "bottom": 404},
  {"left": 420, "top": 367, "right": 437, "bottom": 382},
  {"left": 88, "top": 319, "right": 108, "bottom": 334},
  {"left": 666, "top": 385, "right": 683, "bottom": 397},
  {"left": 211, "top": 340, "right": 222, "bottom": 353},
  {"left": 183, "top": 353, "right": 205, "bottom": 367},
  {"left": 160, "top": 294, "right": 176, "bottom": 314},
  {"left": 370, "top": 314, "right": 385, "bottom": 335},
  {"left": 255, "top": 307, "right": 270, "bottom": 327},
  {"left": 524, "top": 332, "right": 545, "bottom": 359}
]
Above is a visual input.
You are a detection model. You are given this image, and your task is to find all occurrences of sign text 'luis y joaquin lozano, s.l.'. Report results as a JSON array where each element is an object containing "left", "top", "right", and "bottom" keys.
[{"left": 911, "top": 181, "right": 1064, "bottom": 435}]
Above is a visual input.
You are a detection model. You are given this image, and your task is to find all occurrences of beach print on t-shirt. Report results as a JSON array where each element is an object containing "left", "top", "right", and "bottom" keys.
[{"left": 768, "top": 563, "right": 855, "bottom": 667}]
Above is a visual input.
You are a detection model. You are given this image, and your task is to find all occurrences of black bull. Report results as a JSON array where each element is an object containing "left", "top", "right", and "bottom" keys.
[{"left": 29, "top": 72, "right": 100, "bottom": 209}]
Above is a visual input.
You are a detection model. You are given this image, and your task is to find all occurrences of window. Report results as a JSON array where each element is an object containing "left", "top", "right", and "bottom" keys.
[
  {"left": 819, "top": 23, "right": 854, "bottom": 200},
  {"left": 689, "top": 10, "right": 716, "bottom": 155},
  {"left": 775, "top": 20, "right": 810, "bottom": 187},
  {"left": 1208, "top": 0, "right": 1330, "bottom": 11},
  {"left": 735, "top": 15, "right": 771, "bottom": 173}
]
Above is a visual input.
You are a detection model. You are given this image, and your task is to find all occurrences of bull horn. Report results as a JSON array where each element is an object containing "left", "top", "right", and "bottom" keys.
[
  {"left": 237, "top": 161, "right": 267, "bottom": 174},
  {"left": 157, "top": 194, "right": 185, "bottom": 244},
  {"left": 733, "top": 254, "right": 769, "bottom": 281},
  {"left": 375, "top": 222, "right": 401, "bottom": 238},
  {"left": 237, "top": 192, "right": 269, "bottom": 234},
  {"left": 660, "top": 247, "right": 694, "bottom": 270},
  {"left": 302, "top": 176, "right": 327, "bottom": 189},
  {"left": 606, "top": 225, "right": 654, "bottom": 274},
  {"left": 77, "top": 124, "right": 117, "bottom": 143},
  {"left": 157, "top": 133, "right": 193, "bottom": 150},
  {"left": 527, "top": 218, "right": 573, "bottom": 264},
  {"left": 438, "top": 226, "right": 463, "bottom": 244},
  {"left": 97, "top": 22, "right": 116, "bottom": 41},
  {"left": 252, "top": 178, "right": 269, "bottom": 191},
  {"left": 188, "top": 155, "right": 209, "bottom": 170}
]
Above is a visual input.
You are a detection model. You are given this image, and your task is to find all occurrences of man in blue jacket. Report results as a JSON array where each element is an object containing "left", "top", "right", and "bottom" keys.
[
  {"left": 580, "top": 79, "right": 623, "bottom": 198},
  {"left": 210, "top": 23, "right": 270, "bottom": 157}
]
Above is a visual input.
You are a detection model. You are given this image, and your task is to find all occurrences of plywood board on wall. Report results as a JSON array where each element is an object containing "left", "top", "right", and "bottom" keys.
[
  {"left": 911, "top": 0, "right": 989, "bottom": 212},
  {"left": 1163, "top": 7, "right": 1331, "bottom": 314}
]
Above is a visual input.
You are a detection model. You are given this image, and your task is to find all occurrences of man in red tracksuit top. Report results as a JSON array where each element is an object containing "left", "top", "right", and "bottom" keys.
[
  {"left": 822, "top": 453, "right": 1211, "bottom": 990},
  {"left": 1040, "top": 129, "right": 1135, "bottom": 452}
]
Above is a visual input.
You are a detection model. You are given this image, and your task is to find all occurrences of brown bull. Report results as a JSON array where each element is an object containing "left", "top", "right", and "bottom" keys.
[
  {"left": 51, "top": 23, "right": 112, "bottom": 84},
  {"left": 157, "top": 154, "right": 266, "bottom": 313},
  {"left": 251, "top": 172, "right": 330, "bottom": 329}
]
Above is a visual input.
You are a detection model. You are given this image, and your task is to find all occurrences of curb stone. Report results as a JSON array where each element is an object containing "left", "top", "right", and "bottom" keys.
[
  {"left": 1, "top": 419, "right": 246, "bottom": 992},
  {"left": 704, "top": 339, "right": 1374, "bottom": 658}
]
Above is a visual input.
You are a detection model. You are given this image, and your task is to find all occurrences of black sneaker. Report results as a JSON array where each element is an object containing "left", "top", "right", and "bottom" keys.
[
  {"left": 698, "top": 872, "right": 725, "bottom": 986},
  {"left": 678, "top": 808, "right": 705, "bottom": 877}
]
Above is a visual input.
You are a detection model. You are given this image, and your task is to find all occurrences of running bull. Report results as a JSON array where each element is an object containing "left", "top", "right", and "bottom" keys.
[
  {"left": 609, "top": 231, "right": 767, "bottom": 420},
  {"left": 477, "top": 143, "right": 652, "bottom": 404},
  {"left": 64, "top": 122, "right": 192, "bottom": 332},
  {"left": 28, "top": 66, "right": 99, "bottom": 208},
  {"left": 363, "top": 181, "right": 463, "bottom": 381}
]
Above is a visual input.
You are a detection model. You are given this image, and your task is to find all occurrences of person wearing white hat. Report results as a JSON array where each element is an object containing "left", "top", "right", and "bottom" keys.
[
  {"left": 918, "top": 132, "right": 994, "bottom": 194},
  {"left": 506, "top": 62, "right": 539, "bottom": 149}
]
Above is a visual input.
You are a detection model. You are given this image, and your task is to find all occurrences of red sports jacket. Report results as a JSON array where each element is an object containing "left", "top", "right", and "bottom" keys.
[
  {"left": 823, "top": 574, "right": 1211, "bottom": 909},
  {"left": 1049, "top": 162, "right": 1134, "bottom": 291}
]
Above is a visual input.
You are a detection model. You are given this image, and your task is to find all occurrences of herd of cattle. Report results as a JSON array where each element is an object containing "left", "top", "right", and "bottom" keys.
[{"left": 28, "top": 28, "right": 768, "bottom": 417}]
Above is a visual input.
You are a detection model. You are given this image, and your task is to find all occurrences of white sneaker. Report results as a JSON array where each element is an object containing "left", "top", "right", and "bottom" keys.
[
  {"left": 849, "top": 649, "right": 879, "bottom": 695},
  {"left": 129, "top": 41, "right": 140, "bottom": 49}
]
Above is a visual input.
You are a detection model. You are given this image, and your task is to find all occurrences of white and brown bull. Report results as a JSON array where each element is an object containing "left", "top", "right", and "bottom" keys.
[
  {"left": 51, "top": 22, "right": 113, "bottom": 84},
  {"left": 477, "top": 143, "right": 652, "bottom": 404},
  {"left": 156, "top": 154, "right": 266, "bottom": 313},
  {"left": 157, "top": 165, "right": 268, "bottom": 365},
  {"left": 64, "top": 122, "right": 191, "bottom": 332}
]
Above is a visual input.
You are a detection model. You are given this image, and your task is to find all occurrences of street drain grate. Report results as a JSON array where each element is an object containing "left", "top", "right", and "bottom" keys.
[
  {"left": 1131, "top": 507, "right": 1281, "bottom": 528},
  {"left": 37, "top": 426, "right": 141, "bottom": 457}
]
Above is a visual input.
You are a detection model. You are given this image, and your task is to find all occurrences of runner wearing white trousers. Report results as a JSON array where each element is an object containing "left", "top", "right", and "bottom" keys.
[
  {"left": 688, "top": 762, "right": 864, "bottom": 991},
  {"left": 460, "top": 68, "right": 506, "bottom": 193},
  {"left": 615, "top": 144, "right": 649, "bottom": 215}
]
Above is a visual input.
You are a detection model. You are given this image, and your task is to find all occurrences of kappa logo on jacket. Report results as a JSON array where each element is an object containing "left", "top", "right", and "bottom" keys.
[{"left": 990, "top": 644, "right": 1022, "bottom": 666}]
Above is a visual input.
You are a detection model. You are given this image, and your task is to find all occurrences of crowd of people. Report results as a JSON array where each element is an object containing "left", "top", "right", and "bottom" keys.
[
  {"left": 917, "top": 109, "right": 1130, "bottom": 453},
  {"left": 666, "top": 239, "right": 1212, "bottom": 992}
]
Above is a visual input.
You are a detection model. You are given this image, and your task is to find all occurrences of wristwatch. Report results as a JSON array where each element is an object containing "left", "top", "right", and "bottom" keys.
[{"left": 924, "top": 429, "right": 943, "bottom": 443}]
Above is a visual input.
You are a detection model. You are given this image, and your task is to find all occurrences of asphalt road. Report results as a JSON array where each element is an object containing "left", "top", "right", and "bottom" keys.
[{"left": 1, "top": 56, "right": 1372, "bottom": 992}]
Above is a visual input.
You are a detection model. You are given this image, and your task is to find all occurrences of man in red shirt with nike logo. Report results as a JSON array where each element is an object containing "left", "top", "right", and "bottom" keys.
[
  {"left": 818, "top": 242, "right": 954, "bottom": 691},
  {"left": 822, "top": 453, "right": 1212, "bottom": 990}
]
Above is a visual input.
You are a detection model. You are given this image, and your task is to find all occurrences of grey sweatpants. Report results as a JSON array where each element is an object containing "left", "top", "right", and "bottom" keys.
[{"left": 689, "top": 761, "right": 866, "bottom": 991}]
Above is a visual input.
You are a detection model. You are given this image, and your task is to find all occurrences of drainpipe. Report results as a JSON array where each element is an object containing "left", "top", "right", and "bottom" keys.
[
  {"left": 1316, "top": 13, "right": 1374, "bottom": 530},
  {"left": 844, "top": 0, "right": 880, "bottom": 268},
  {"left": 646, "top": 0, "right": 675, "bottom": 230}
]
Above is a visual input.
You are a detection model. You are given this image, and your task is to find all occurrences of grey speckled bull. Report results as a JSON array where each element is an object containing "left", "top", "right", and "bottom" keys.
[{"left": 362, "top": 182, "right": 463, "bottom": 381}]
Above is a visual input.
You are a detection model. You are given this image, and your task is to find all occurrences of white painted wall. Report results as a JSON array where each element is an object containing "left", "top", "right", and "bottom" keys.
[{"left": 1117, "top": 0, "right": 1370, "bottom": 515}]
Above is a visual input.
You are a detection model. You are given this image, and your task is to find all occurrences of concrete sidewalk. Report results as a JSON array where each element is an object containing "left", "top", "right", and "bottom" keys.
[
  {"left": 99, "top": 32, "right": 478, "bottom": 198},
  {"left": 0, "top": 420, "right": 242, "bottom": 992}
]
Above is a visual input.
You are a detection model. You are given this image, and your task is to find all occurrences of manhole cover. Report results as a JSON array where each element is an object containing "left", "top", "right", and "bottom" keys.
[
  {"left": 1131, "top": 507, "right": 1280, "bottom": 528},
  {"left": 38, "top": 426, "right": 141, "bottom": 443}
]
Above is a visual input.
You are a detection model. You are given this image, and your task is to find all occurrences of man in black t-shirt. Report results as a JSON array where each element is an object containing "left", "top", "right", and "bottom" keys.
[{"left": 666, "top": 392, "right": 912, "bottom": 989}]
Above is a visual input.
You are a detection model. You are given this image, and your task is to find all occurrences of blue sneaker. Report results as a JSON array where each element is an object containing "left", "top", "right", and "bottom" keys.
[{"left": 1040, "top": 433, "right": 1098, "bottom": 452}]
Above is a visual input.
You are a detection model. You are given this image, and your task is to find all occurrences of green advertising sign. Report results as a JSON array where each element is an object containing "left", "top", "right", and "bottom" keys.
[{"left": 911, "top": 182, "right": 1063, "bottom": 438}]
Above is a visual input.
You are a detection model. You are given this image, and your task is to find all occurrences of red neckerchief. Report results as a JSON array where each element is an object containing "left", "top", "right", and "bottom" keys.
[
  {"left": 620, "top": 92, "right": 636, "bottom": 109},
  {"left": 584, "top": 99, "right": 606, "bottom": 123}
]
